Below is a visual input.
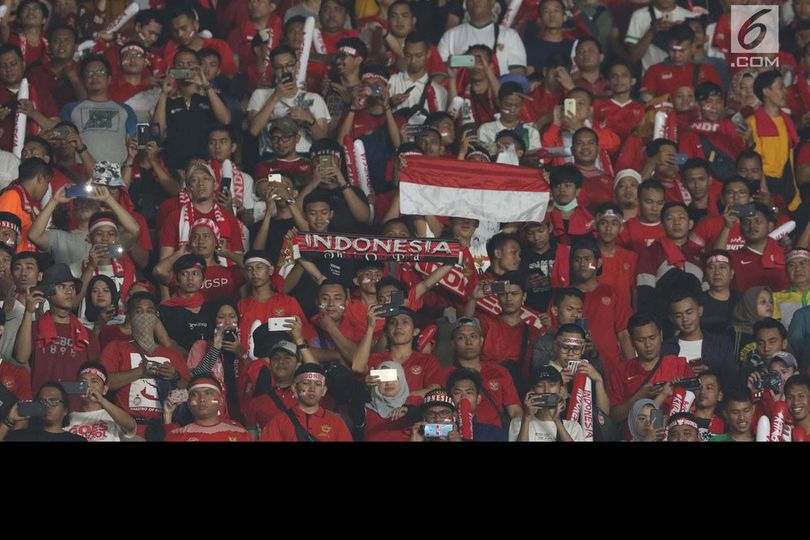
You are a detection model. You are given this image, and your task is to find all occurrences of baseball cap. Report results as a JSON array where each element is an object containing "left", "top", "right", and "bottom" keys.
[
  {"left": 535, "top": 366, "right": 563, "bottom": 384},
  {"left": 270, "top": 339, "right": 298, "bottom": 356},
  {"left": 269, "top": 116, "right": 299, "bottom": 136},
  {"left": 421, "top": 389, "right": 455, "bottom": 411},
  {"left": 386, "top": 305, "right": 417, "bottom": 322},
  {"left": 499, "top": 73, "right": 530, "bottom": 93},
  {"left": 769, "top": 351, "right": 798, "bottom": 370},
  {"left": 450, "top": 316, "right": 481, "bottom": 336}
]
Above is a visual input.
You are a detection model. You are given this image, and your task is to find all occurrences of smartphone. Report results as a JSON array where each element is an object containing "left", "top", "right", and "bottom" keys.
[
  {"left": 367, "top": 84, "right": 382, "bottom": 98},
  {"left": 145, "top": 360, "right": 161, "bottom": 375},
  {"left": 673, "top": 377, "right": 701, "bottom": 392},
  {"left": 402, "top": 86, "right": 416, "bottom": 96},
  {"left": 168, "top": 68, "right": 194, "bottom": 80},
  {"left": 315, "top": 154, "right": 334, "bottom": 172},
  {"left": 280, "top": 72, "right": 294, "bottom": 84},
  {"left": 753, "top": 372, "right": 782, "bottom": 392},
  {"left": 675, "top": 152, "right": 688, "bottom": 166},
  {"left": 490, "top": 281, "right": 508, "bottom": 294},
  {"left": 136, "top": 123, "right": 150, "bottom": 148},
  {"left": 3, "top": 99, "right": 19, "bottom": 113},
  {"left": 531, "top": 393, "right": 559, "bottom": 408},
  {"left": 268, "top": 317, "right": 296, "bottom": 331},
  {"left": 18, "top": 400, "right": 48, "bottom": 417},
  {"left": 732, "top": 203, "right": 756, "bottom": 218},
  {"left": 60, "top": 381, "right": 87, "bottom": 395},
  {"left": 565, "top": 360, "right": 581, "bottom": 374},
  {"left": 450, "top": 54, "right": 476, "bottom": 68},
  {"left": 50, "top": 125, "right": 71, "bottom": 140},
  {"left": 387, "top": 290, "right": 405, "bottom": 307},
  {"left": 575, "top": 318, "right": 588, "bottom": 332},
  {"left": 650, "top": 408, "right": 665, "bottom": 430},
  {"left": 267, "top": 173, "right": 283, "bottom": 183},
  {"left": 220, "top": 176, "right": 232, "bottom": 194},
  {"left": 106, "top": 244, "right": 124, "bottom": 258},
  {"left": 731, "top": 112, "right": 747, "bottom": 130},
  {"left": 370, "top": 369, "right": 398, "bottom": 382},
  {"left": 65, "top": 183, "right": 92, "bottom": 198},
  {"left": 422, "top": 423, "right": 454, "bottom": 438},
  {"left": 168, "top": 388, "right": 189, "bottom": 404},
  {"left": 258, "top": 28, "right": 271, "bottom": 42},
  {"left": 223, "top": 328, "right": 238, "bottom": 342},
  {"left": 564, "top": 98, "right": 577, "bottom": 118}
]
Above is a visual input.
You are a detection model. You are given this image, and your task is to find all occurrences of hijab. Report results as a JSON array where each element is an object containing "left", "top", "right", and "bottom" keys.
[
  {"left": 732, "top": 286, "right": 771, "bottom": 335},
  {"left": 628, "top": 398, "right": 658, "bottom": 442},
  {"left": 366, "top": 361, "right": 409, "bottom": 419}
]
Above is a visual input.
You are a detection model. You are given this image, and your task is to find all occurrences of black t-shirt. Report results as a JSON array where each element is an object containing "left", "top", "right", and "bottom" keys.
[
  {"left": 164, "top": 94, "right": 219, "bottom": 171},
  {"left": 523, "top": 25, "right": 574, "bottom": 76},
  {"left": 688, "top": 207, "right": 709, "bottom": 225},
  {"left": 129, "top": 167, "right": 173, "bottom": 230},
  {"left": 159, "top": 304, "right": 212, "bottom": 351},
  {"left": 5, "top": 428, "right": 86, "bottom": 442},
  {"left": 520, "top": 243, "right": 557, "bottom": 312},
  {"left": 310, "top": 186, "right": 370, "bottom": 234},
  {"left": 250, "top": 217, "right": 296, "bottom": 265},
  {"left": 290, "top": 257, "right": 357, "bottom": 317},
  {"left": 411, "top": 0, "right": 464, "bottom": 45},
  {"left": 699, "top": 290, "right": 740, "bottom": 336}
]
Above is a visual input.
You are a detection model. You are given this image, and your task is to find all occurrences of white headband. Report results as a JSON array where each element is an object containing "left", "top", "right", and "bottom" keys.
[{"left": 615, "top": 169, "right": 642, "bottom": 187}]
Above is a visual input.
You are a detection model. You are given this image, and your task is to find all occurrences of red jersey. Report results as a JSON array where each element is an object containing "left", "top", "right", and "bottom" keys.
[
  {"left": 580, "top": 282, "right": 631, "bottom": 374},
  {"left": 173, "top": 264, "right": 244, "bottom": 302},
  {"left": 0, "top": 358, "right": 32, "bottom": 401},
  {"left": 640, "top": 62, "right": 721, "bottom": 99},
  {"left": 165, "top": 420, "right": 252, "bottom": 442},
  {"left": 245, "top": 384, "right": 298, "bottom": 430},
  {"left": 618, "top": 217, "right": 666, "bottom": 257},
  {"left": 367, "top": 351, "right": 443, "bottom": 402},
  {"left": 636, "top": 238, "right": 705, "bottom": 288},
  {"left": 0, "top": 84, "right": 57, "bottom": 152},
  {"left": 522, "top": 85, "right": 561, "bottom": 123},
  {"left": 729, "top": 241, "right": 788, "bottom": 293},
  {"left": 614, "top": 132, "right": 647, "bottom": 173},
  {"left": 478, "top": 314, "right": 544, "bottom": 364},
  {"left": 238, "top": 294, "right": 316, "bottom": 353},
  {"left": 592, "top": 98, "right": 645, "bottom": 141},
  {"left": 573, "top": 75, "right": 612, "bottom": 99},
  {"left": 363, "top": 407, "right": 413, "bottom": 442},
  {"left": 693, "top": 215, "right": 745, "bottom": 252},
  {"left": 227, "top": 16, "right": 283, "bottom": 67},
  {"left": 259, "top": 405, "right": 354, "bottom": 441},
  {"left": 159, "top": 204, "right": 244, "bottom": 253},
  {"left": 25, "top": 63, "right": 80, "bottom": 110},
  {"left": 577, "top": 167, "right": 615, "bottom": 214},
  {"left": 679, "top": 119, "right": 748, "bottom": 164},
  {"left": 108, "top": 79, "right": 154, "bottom": 103},
  {"left": 440, "top": 362, "right": 520, "bottom": 428},
  {"left": 8, "top": 33, "right": 48, "bottom": 68},
  {"left": 338, "top": 109, "right": 387, "bottom": 138},
  {"left": 163, "top": 38, "right": 237, "bottom": 76},
  {"left": 255, "top": 158, "right": 312, "bottom": 183},
  {"left": 599, "top": 246, "right": 638, "bottom": 315},
  {"left": 30, "top": 321, "right": 100, "bottom": 404},
  {"left": 607, "top": 354, "right": 695, "bottom": 407},
  {"left": 100, "top": 340, "right": 190, "bottom": 422}
]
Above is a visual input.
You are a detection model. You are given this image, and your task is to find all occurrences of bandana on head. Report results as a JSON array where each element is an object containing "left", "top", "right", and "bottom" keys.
[
  {"left": 189, "top": 377, "right": 222, "bottom": 394},
  {"left": 191, "top": 218, "right": 221, "bottom": 241},
  {"left": 0, "top": 220, "right": 20, "bottom": 236},
  {"left": 706, "top": 254, "right": 730, "bottom": 265},
  {"left": 338, "top": 46, "right": 359, "bottom": 57},
  {"left": 786, "top": 249, "right": 810, "bottom": 262},
  {"left": 595, "top": 209, "right": 622, "bottom": 223},
  {"left": 295, "top": 372, "right": 326, "bottom": 384},
  {"left": 558, "top": 336, "right": 585, "bottom": 347},
  {"left": 79, "top": 367, "right": 107, "bottom": 384},
  {"left": 668, "top": 417, "right": 699, "bottom": 431}
]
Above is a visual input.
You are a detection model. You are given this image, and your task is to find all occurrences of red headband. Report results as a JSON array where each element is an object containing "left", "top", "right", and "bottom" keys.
[{"left": 79, "top": 367, "right": 107, "bottom": 384}]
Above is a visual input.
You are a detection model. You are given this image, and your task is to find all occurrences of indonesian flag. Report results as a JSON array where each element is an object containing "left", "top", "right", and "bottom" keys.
[{"left": 399, "top": 157, "right": 550, "bottom": 222}]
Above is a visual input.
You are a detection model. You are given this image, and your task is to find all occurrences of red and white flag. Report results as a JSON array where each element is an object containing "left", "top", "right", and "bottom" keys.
[{"left": 399, "top": 157, "right": 550, "bottom": 222}]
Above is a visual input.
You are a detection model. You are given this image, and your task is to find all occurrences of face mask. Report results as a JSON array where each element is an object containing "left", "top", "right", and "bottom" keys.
[{"left": 554, "top": 198, "right": 578, "bottom": 212}]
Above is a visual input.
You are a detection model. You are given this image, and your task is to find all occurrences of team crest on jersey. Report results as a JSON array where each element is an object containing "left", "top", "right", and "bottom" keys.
[
  {"left": 274, "top": 309, "right": 285, "bottom": 315},
  {"left": 321, "top": 425, "right": 332, "bottom": 433},
  {"left": 662, "top": 73, "right": 673, "bottom": 79},
  {"left": 489, "top": 381, "right": 499, "bottom": 391},
  {"left": 228, "top": 436, "right": 237, "bottom": 442},
  {"left": 410, "top": 365, "right": 423, "bottom": 375},
  {"left": 2, "top": 378, "right": 11, "bottom": 389},
  {"left": 633, "top": 110, "right": 640, "bottom": 116},
  {"left": 602, "top": 296, "right": 611, "bottom": 305},
  {"left": 645, "top": 238, "right": 656, "bottom": 247}
]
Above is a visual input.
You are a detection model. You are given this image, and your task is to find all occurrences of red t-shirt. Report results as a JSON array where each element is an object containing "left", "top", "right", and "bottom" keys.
[
  {"left": 245, "top": 384, "right": 298, "bottom": 430},
  {"left": 599, "top": 246, "right": 638, "bottom": 315},
  {"left": 259, "top": 405, "right": 353, "bottom": 441},
  {"left": 679, "top": 120, "right": 748, "bottom": 164},
  {"left": 367, "top": 351, "right": 442, "bottom": 402},
  {"left": 108, "top": 79, "right": 155, "bottom": 103},
  {"left": 169, "top": 265, "right": 243, "bottom": 302},
  {"left": 618, "top": 217, "right": 666, "bottom": 258},
  {"left": 255, "top": 158, "right": 313, "bottom": 182},
  {"left": 581, "top": 282, "right": 631, "bottom": 375},
  {"left": 363, "top": 407, "right": 413, "bottom": 442},
  {"left": 440, "top": 362, "right": 520, "bottom": 428},
  {"left": 0, "top": 358, "right": 32, "bottom": 401},
  {"left": 159, "top": 205, "right": 244, "bottom": 253},
  {"left": 338, "top": 109, "right": 387, "bottom": 139},
  {"left": 237, "top": 294, "right": 316, "bottom": 353},
  {"left": 607, "top": 355, "right": 695, "bottom": 409},
  {"left": 30, "top": 321, "right": 100, "bottom": 404},
  {"left": 729, "top": 242, "right": 788, "bottom": 293},
  {"left": 577, "top": 168, "right": 616, "bottom": 214},
  {"left": 163, "top": 38, "right": 237, "bottom": 76},
  {"left": 693, "top": 216, "right": 744, "bottom": 252},
  {"left": 320, "top": 29, "right": 359, "bottom": 54},
  {"left": 636, "top": 239, "right": 705, "bottom": 288},
  {"left": 592, "top": 98, "right": 645, "bottom": 141},
  {"left": 640, "top": 62, "right": 721, "bottom": 99},
  {"left": 100, "top": 340, "right": 190, "bottom": 421},
  {"left": 478, "top": 314, "right": 543, "bottom": 364},
  {"left": 165, "top": 420, "right": 252, "bottom": 442}
]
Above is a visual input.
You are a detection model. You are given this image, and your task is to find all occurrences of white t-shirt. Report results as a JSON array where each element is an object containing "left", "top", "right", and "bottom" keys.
[
  {"left": 677, "top": 339, "right": 703, "bottom": 361},
  {"left": 0, "top": 150, "right": 19, "bottom": 190},
  {"left": 478, "top": 117, "right": 541, "bottom": 152},
  {"left": 624, "top": 5, "right": 696, "bottom": 73},
  {"left": 508, "top": 415, "right": 586, "bottom": 441},
  {"left": 65, "top": 409, "right": 136, "bottom": 442},
  {"left": 247, "top": 89, "right": 331, "bottom": 155},
  {"left": 388, "top": 72, "right": 448, "bottom": 111},
  {"left": 438, "top": 22, "right": 527, "bottom": 72}
]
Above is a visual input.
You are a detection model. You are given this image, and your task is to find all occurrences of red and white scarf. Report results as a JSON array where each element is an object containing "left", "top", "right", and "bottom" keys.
[
  {"left": 209, "top": 160, "right": 246, "bottom": 208},
  {"left": 81, "top": 254, "right": 136, "bottom": 301},
  {"left": 178, "top": 202, "right": 232, "bottom": 267},
  {"left": 37, "top": 311, "right": 89, "bottom": 351},
  {"left": 18, "top": 33, "right": 48, "bottom": 67}
]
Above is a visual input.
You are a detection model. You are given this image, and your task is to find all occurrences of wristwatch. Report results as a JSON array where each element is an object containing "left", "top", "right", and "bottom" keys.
[
  {"left": 202, "top": 83, "right": 215, "bottom": 91},
  {"left": 339, "top": 184, "right": 350, "bottom": 191},
  {"left": 297, "top": 342, "right": 310, "bottom": 351}
]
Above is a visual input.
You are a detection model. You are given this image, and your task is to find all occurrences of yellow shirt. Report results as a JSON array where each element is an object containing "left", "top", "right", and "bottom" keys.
[
  {"left": 773, "top": 288, "right": 810, "bottom": 328},
  {"left": 355, "top": 0, "right": 379, "bottom": 19},
  {"left": 749, "top": 113, "right": 790, "bottom": 179}
]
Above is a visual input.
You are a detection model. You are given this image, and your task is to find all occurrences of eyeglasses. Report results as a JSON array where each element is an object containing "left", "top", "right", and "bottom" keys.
[
  {"left": 85, "top": 69, "right": 109, "bottom": 78},
  {"left": 270, "top": 134, "right": 295, "bottom": 143},
  {"left": 39, "top": 398, "right": 63, "bottom": 407}
]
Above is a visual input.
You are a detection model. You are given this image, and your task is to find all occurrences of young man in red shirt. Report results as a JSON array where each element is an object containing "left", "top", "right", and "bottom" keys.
[
  {"left": 618, "top": 178, "right": 666, "bottom": 258},
  {"left": 727, "top": 202, "right": 788, "bottom": 293},
  {"left": 163, "top": 7, "right": 237, "bottom": 76},
  {"left": 572, "top": 127, "right": 615, "bottom": 214},
  {"left": 309, "top": 280, "right": 365, "bottom": 366},
  {"left": 244, "top": 339, "right": 302, "bottom": 437},
  {"left": 608, "top": 312, "right": 695, "bottom": 425},
  {"left": 594, "top": 204, "right": 637, "bottom": 314},
  {"left": 593, "top": 62, "right": 645, "bottom": 142},
  {"left": 101, "top": 308, "right": 190, "bottom": 439},
  {"left": 570, "top": 239, "right": 634, "bottom": 376},
  {"left": 164, "top": 375, "right": 251, "bottom": 442},
  {"left": 352, "top": 305, "right": 442, "bottom": 403},
  {"left": 441, "top": 316, "right": 522, "bottom": 429},
  {"left": 227, "top": 0, "right": 282, "bottom": 67},
  {"left": 25, "top": 25, "right": 85, "bottom": 111},
  {"left": 640, "top": 23, "right": 721, "bottom": 101},
  {"left": 260, "top": 362, "right": 354, "bottom": 441},
  {"left": 548, "top": 165, "right": 594, "bottom": 246},
  {"left": 786, "top": 374, "right": 810, "bottom": 438},
  {"left": 694, "top": 176, "right": 755, "bottom": 252}
]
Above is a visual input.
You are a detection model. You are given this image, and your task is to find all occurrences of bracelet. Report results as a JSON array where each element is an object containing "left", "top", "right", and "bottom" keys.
[
  {"left": 297, "top": 342, "right": 310, "bottom": 351},
  {"left": 3, "top": 417, "right": 15, "bottom": 428},
  {"left": 339, "top": 183, "right": 350, "bottom": 191},
  {"left": 202, "top": 83, "right": 214, "bottom": 91},
  {"left": 77, "top": 145, "right": 88, "bottom": 153}
]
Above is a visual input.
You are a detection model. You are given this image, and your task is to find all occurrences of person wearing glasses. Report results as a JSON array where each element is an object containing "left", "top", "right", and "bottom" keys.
[
  {"left": 0, "top": 382, "right": 87, "bottom": 441},
  {"left": 61, "top": 54, "right": 137, "bottom": 164}
]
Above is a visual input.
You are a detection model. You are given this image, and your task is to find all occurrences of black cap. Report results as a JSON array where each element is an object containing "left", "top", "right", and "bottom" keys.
[
  {"left": 294, "top": 363, "right": 326, "bottom": 378},
  {"left": 39, "top": 263, "right": 81, "bottom": 293},
  {"left": 535, "top": 366, "right": 563, "bottom": 384},
  {"left": 387, "top": 305, "right": 417, "bottom": 321}
]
